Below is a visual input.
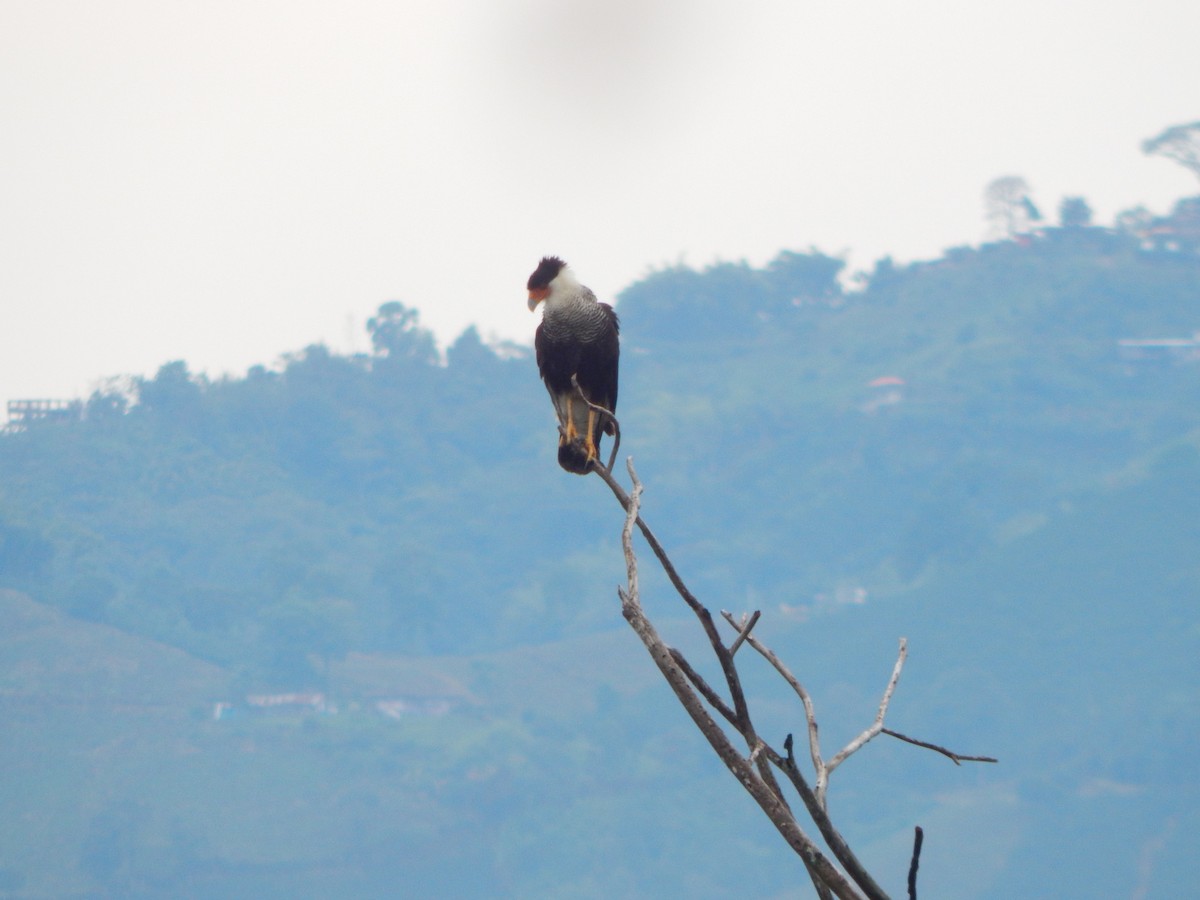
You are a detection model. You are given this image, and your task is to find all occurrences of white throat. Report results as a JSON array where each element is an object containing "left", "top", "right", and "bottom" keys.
[{"left": 547, "top": 267, "right": 584, "bottom": 304}]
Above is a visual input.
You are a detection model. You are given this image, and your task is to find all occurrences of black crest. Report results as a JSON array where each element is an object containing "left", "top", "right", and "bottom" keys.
[{"left": 527, "top": 256, "right": 567, "bottom": 291}]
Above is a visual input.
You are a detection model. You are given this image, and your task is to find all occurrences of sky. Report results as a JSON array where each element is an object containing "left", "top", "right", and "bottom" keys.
[{"left": 2, "top": 0, "right": 1198, "bottom": 403}]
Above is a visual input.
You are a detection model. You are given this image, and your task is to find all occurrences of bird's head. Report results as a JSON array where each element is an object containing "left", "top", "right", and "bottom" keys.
[{"left": 527, "top": 255, "right": 570, "bottom": 311}]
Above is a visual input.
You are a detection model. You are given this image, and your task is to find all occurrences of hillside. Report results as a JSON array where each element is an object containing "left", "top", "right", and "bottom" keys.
[{"left": 1, "top": 217, "right": 1198, "bottom": 897}]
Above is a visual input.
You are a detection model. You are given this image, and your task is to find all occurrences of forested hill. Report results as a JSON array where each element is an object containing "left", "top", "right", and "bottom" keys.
[
  {"left": 2, "top": 219, "right": 1198, "bottom": 678},
  {"left": 1, "top": 211, "right": 1198, "bottom": 897}
]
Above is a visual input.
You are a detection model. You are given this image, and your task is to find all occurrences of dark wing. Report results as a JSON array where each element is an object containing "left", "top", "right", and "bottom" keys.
[
  {"left": 577, "top": 304, "right": 619, "bottom": 433},
  {"left": 534, "top": 319, "right": 548, "bottom": 383},
  {"left": 596, "top": 304, "right": 620, "bottom": 414}
]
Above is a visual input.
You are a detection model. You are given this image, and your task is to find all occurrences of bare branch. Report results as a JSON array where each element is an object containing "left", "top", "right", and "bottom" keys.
[
  {"left": 604, "top": 469, "right": 791, "bottom": 814},
  {"left": 605, "top": 420, "right": 621, "bottom": 474},
  {"left": 617, "top": 459, "right": 642, "bottom": 602},
  {"left": 907, "top": 827, "right": 924, "bottom": 900},
  {"left": 585, "top": 453, "right": 1008, "bottom": 897},
  {"left": 595, "top": 463, "right": 710, "bottom": 618},
  {"left": 722, "top": 610, "right": 825, "bottom": 786},
  {"left": 669, "top": 648, "right": 739, "bottom": 727},
  {"left": 881, "top": 729, "right": 999, "bottom": 765},
  {"left": 611, "top": 459, "right": 866, "bottom": 900},
  {"left": 822, "top": 639, "right": 907, "bottom": 802},
  {"left": 599, "top": 459, "right": 995, "bottom": 898},
  {"left": 725, "top": 609, "right": 761, "bottom": 656},
  {"left": 764, "top": 744, "right": 891, "bottom": 900},
  {"left": 595, "top": 462, "right": 756, "bottom": 747}
]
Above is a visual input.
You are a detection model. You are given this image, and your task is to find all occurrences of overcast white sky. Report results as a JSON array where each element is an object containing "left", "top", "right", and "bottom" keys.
[{"left": 2, "top": 0, "right": 1197, "bottom": 402}]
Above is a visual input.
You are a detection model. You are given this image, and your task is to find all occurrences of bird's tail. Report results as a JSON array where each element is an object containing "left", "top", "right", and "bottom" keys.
[{"left": 557, "top": 440, "right": 594, "bottom": 474}]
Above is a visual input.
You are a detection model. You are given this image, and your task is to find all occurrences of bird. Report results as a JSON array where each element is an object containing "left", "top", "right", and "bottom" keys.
[{"left": 527, "top": 256, "right": 620, "bottom": 474}]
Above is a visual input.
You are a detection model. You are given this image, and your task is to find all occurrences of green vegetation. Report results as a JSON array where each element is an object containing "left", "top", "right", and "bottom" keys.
[{"left": 1, "top": 207, "right": 1198, "bottom": 897}]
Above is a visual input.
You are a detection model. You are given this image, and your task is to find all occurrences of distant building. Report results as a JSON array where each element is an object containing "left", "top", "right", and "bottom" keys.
[
  {"left": 1134, "top": 198, "right": 1200, "bottom": 254},
  {"left": 244, "top": 692, "right": 334, "bottom": 714},
  {"left": 4, "top": 399, "right": 82, "bottom": 432}
]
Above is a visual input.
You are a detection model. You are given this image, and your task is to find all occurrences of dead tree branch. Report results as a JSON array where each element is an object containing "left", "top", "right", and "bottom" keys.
[
  {"left": 822, "top": 639, "right": 907, "bottom": 805},
  {"left": 721, "top": 610, "right": 825, "bottom": 785},
  {"left": 727, "top": 609, "right": 761, "bottom": 656},
  {"left": 882, "top": 729, "right": 999, "bottom": 766},
  {"left": 612, "top": 462, "right": 861, "bottom": 899},
  {"left": 594, "top": 457, "right": 996, "bottom": 899},
  {"left": 908, "top": 827, "right": 924, "bottom": 900}
]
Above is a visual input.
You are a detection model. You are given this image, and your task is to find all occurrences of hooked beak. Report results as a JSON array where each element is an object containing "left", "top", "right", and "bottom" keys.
[{"left": 527, "top": 287, "right": 548, "bottom": 312}]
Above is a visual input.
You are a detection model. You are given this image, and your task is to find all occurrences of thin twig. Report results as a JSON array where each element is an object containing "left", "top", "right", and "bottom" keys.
[
  {"left": 605, "top": 418, "right": 621, "bottom": 474},
  {"left": 725, "top": 609, "right": 762, "bottom": 656},
  {"left": 907, "top": 827, "right": 924, "bottom": 900},
  {"left": 881, "top": 729, "right": 999, "bottom": 765}
]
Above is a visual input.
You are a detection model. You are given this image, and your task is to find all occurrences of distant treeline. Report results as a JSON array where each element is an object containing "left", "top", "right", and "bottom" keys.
[{"left": 2, "top": 204, "right": 1199, "bottom": 683}]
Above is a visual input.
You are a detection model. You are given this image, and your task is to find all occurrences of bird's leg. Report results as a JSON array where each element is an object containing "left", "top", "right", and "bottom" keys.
[
  {"left": 583, "top": 408, "right": 599, "bottom": 464},
  {"left": 567, "top": 374, "right": 619, "bottom": 472},
  {"left": 560, "top": 393, "right": 577, "bottom": 445}
]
